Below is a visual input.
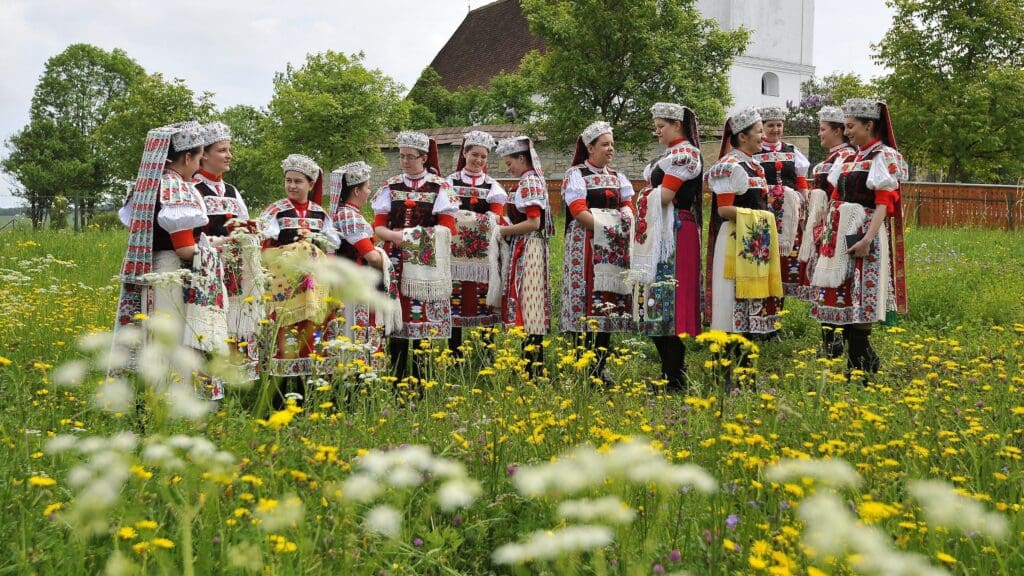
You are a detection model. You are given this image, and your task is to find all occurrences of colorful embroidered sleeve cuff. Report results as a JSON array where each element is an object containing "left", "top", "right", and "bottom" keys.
[
  {"left": 875, "top": 189, "right": 899, "bottom": 214},
  {"left": 437, "top": 214, "right": 456, "bottom": 234},
  {"left": 796, "top": 176, "right": 809, "bottom": 190},
  {"left": 660, "top": 174, "right": 684, "bottom": 193},
  {"left": 716, "top": 193, "right": 736, "bottom": 207},
  {"left": 372, "top": 214, "right": 388, "bottom": 229},
  {"left": 170, "top": 229, "right": 196, "bottom": 249},
  {"left": 489, "top": 202, "right": 504, "bottom": 216},
  {"left": 568, "top": 199, "right": 589, "bottom": 217},
  {"left": 353, "top": 238, "right": 375, "bottom": 256},
  {"left": 524, "top": 206, "right": 542, "bottom": 219}
]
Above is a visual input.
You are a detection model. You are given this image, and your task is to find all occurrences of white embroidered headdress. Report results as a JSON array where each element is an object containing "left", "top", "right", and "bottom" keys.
[
  {"left": 842, "top": 98, "right": 882, "bottom": 120},
  {"left": 650, "top": 102, "right": 690, "bottom": 121},
  {"left": 167, "top": 120, "right": 204, "bottom": 151},
  {"left": 281, "top": 154, "right": 321, "bottom": 180},
  {"left": 818, "top": 106, "right": 846, "bottom": 124},
  {"left": 338, "top": 161, "right": 372, "bottom": 186},
  {"left": 395, "top": 131, "right": 431, "bottom": 152},
  {"left": 462, "top": 130, "right": 495, "bottom": 150},
  {"left": 495, "top": 136, "right": 531, "bottom": 157},
  {"left": 199, "top": 121, "right": 232, "bottom": 147},
  {"left": 728, "top": 107, "right": 762, "bottom": 133},
  {"left": 581, "top": 121, "right": 613, "bottom": 145},
  {"left": 759, "top": 106, "right": 788, "bottom": 122}
]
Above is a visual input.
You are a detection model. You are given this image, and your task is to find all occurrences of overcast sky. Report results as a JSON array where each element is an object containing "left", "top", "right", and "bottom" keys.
[{"left": 0, "top": 0, "right": 893, "bottom": 207}]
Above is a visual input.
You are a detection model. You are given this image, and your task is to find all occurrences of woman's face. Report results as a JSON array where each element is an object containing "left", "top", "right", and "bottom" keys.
[
  {"left": 654, "top": 118, "right": 684, "bottom": 146},
  {"left": 349, "top": 182, "right": 372, "bottom": 206},
  {"left": 738, "top": 121, "right": 764, "bottom": 155},
  {"left": 763, "top": 119, "right": 784, "bottom": 143},
  {"left": 464, "top": 146, "right": 488, "bottom": 173},
  {"left": 181, "top": 149, "right": 202, "bottom": 177},
  {"left": 285, "top": 171, "right": 312, "bottom": 203},
  {"left": 503, "top": 154, "right": 528, "bottom": 177},
  {"left": 818, "top": 121, "right": 842, "bottom": 148},
  {"left": 844, "top": 118, "right": 874, "bottom": 147},
  {"left": 202, "top": 140, "right": 232, "bottom": 175},
  {"left": 587, "top": 133, "right": 615, "bottom": 167},
  {"left": 399, "top": 147, "right": 427, "bottom": 175}
]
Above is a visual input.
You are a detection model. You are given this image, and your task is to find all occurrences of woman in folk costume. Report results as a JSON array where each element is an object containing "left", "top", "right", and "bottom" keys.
[
  {"left": 325, "top": 160, "right": 398, "bottom": 372},
  {"left": 445, "top": 130, "right": 506, "bottom": 358},
  {"left": 372, "top": 131, "right": 458, "bottom": 383},
  {"left": 799, "top": 106, "right": 857, "bottom": 358},
  {"left": 559, "top": 121, "right": 636, "bottom": 384},
  {"left": 630, "top": 103, "right": 703, "bottom": 391},
  {"left": 754, "top": 106, "right": 810, "bottom": 302},
  {"left": 496, "top": 136, "right": 553, "bottom": 378},
  {"left": 114, "top": 121, "right": 229, "bottom": 396},
  {"left": 194, "top": 121, "right": 264, "bottom": 381},
  {"left": 810, "top": 99, "right": 908, "bottom": 377},
  {"left": 259, "top": 154, "right": 340, "bottom": 390},
  {"left": 705, "top": 108, "right": 784, "bottom": 353}
]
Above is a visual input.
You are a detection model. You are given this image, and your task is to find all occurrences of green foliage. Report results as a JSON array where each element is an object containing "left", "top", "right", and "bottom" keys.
[
  {"left": 267, "top": 51, "right": 408, "bottom": 177},
  {"left": 875, "top": 0, "right": 1024, "bottom": 183},
  {"left": 9, "top": 44, "right": 144, "bottom": 230},
  {"left": 93, "top": 73, "right": 216, "bottom": 189},
  {"left": 787, "top": 73, "right": 876, "bottom": 164},
  {"left": 406, "top": 67, "right": 538, "bottom": 129},
  {"left": 520, "top": 0, "right": 748, "bottom": 158}
]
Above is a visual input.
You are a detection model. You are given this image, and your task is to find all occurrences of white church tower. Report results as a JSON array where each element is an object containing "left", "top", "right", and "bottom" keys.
[{"left": 696, "top": 0, "right": 815, "bottom": 112}]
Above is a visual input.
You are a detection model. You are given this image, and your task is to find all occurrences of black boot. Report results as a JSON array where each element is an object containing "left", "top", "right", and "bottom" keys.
[
  {"left": 653, "top": 336, "right": 687, "bottom": 392},
  {"left": 821, "top": 324, "right": 846, "bottom": 359},
  {"left": 523, "top": 335, "right": 545, "bottom": 379},
  {"left": 846, "top": 329, "right": 880, "bottom": 381}
]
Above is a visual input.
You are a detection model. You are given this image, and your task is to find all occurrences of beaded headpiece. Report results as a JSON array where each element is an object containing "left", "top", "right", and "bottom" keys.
[
  {"left": 759, "top": 106, "right": 788, "bottom": 122},
  {"left": 167, "top": 120, "right": 204, "bottom": 152},
  {"left": 818, "top": 106, "right": 846, "bottom": 124},
  {"left": 462, "top": 130, "right": 495, "bottom": 150},
  {"left": 842, "top": 98, "right": 882, "bottom": 120},
  {"left": 581, "top": 121, "right": 613, "bottom": 145},
  {"left": 281, "top": 154, "right": 321, "bottom": 180},
  {"left": 728, "top": 107, "right": 762, "bottom": 133},
  {"left": 395, "top": 131, "right": 431, "bottom": 152},
  {"left": 650, "top": 102, "right": 690, "bottom": 121},
  {"left": 199, "top": 121, "right": 231, "bottom": 147}
]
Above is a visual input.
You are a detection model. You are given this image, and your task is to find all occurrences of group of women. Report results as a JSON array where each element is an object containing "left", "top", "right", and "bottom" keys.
[{"left": 114, "top": 97, "right": 907, "bottom": 402}]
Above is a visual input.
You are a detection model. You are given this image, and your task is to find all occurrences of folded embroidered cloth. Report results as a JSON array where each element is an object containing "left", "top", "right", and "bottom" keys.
[
  {"left": 400, "top": 225, "right": 453, "bottom": 301},
  {"left": 591, "top": 207, "right": 632, "bottom": 295},
  {"left": 184, "top": 234, "right": 229, "bottom": 354},
  {"left": 627, "top": 187, "right": 674, "bottom": 287},
  {"left": 812, "top": 202, "right": 867, "bottom": 289},
  {"left": 726, "top": 208, "right": 783, "bottom": 299}
]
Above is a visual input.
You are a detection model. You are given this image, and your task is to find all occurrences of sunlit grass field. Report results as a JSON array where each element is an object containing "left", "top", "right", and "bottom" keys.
[{"left": 1, "top": 223, "right": 1023, "bottom": 575}]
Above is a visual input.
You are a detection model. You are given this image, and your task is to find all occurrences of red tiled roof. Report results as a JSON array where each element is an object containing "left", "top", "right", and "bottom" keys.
[{"left": 427, "top": 0, "right": 544, "bottom": 91}]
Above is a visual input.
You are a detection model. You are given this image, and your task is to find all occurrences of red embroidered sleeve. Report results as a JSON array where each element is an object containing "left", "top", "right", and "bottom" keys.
[
  {"left": 524, "top": 206, "right": 541, "bottom": 219},
  {"left": 353, "top": 238, "right": 374, "bottom": 256},
  {"left": 661, "top": 174, "right": 684, "bottom": 193},
  {"left": 372, "top": 214, "right": 388, "bottom": 229},
  {"left": 796, "top": 176, "right": 809, "bottom": 191},
  {"left": 568, "top": 199, "right": 589, "bottom": 217},
  {"left": 437, "top": 214, "right": 456, "bottom": 234},
  {"left": 489, "top": 202, "right": 504, "bottom": 216},
  {"left": 716, "top": 193, "right": 736, "bottom": 207},
  {"left": 874, "top": 189, "right": 899, "bottom": 214},
  {"left": 170, "top": 229, "right": 196, "bottom": 249}
]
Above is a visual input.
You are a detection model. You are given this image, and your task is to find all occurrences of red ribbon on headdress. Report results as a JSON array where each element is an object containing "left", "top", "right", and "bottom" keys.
[
  {"left": 425, "top": 138, "right": 441, "bottom": 176},
  {"left": 570, "top": 136, "right": 589, "bottom": 166},
  {"left": 309, "top": 170, "right": 325, "bottom": 206}
]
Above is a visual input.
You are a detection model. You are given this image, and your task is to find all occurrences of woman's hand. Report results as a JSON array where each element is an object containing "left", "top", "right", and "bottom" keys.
[{"left": 847, "top": 237, "right": 872, "bottom": 258}]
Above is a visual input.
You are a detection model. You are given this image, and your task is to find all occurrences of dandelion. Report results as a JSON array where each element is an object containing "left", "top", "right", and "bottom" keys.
[
  {"left": 28, "top": 476, "right": 57, "bottom": 488},
  {"left": 492, "top": 525, "right": 614, "bottom": 564},
  {"left": 364, "top": 504, "right": 402, "bottom": 539},
  {"left": 116, "top": 526, "right": 138, "bottom": 540},
  {"left": 150, "top": 538, "right": 174, "bottom": 550},
  {"left": 908, "top": 479, "right": 1009, "bottom": 540}
]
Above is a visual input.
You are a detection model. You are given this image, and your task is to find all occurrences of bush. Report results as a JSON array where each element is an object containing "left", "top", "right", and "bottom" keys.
[{"left": 90, "top": 211, "right": 124, "bottom": 231}]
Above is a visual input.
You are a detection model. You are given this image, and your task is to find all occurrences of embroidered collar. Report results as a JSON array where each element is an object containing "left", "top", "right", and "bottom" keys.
[
  {"left": 829, "top": 143, "right": 851, "bottom": 156},
  {"left": 762, "top": 141, "right": 783, "bottom": 152},
  {"left": 667, "top": 137, "right": 687, "bottom": 147},
  {"left": 197, "top": 168, "right": 222, "bottom": 182},
  {"left": 461, "top": 169, "right": 484, "bottom": 185},
  {"left": 858, "top": 138, "right": 882, "bottom": 153},
  {"left": 584, "top": 160, "right": 607, "bottom": 174},
  {"left": 342, "top": 201, "right": 360, "bottom": 211},
  {"left": 730, "top": 149, "right": 756, "bottom": 163}
]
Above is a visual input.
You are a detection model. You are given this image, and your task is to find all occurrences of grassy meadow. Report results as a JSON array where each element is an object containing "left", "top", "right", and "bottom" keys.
[{"left": 1, "top": 222, "right": 1023, "bottom": 575}]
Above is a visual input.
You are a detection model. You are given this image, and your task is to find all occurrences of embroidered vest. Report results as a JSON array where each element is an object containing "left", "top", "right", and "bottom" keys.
[
  {"left": 386, "top": 178, "right": 441, "bottom": 230},
  {"left": 568, "top": 165, "right": 621, "bottom": 231},
  {"left": 813, "top": 145, "right": 855, "bottom": 193},
  {"left": 450, "top": 175, "right": 493, "bottom": 215},
  {"left": 836, "top": 148, "right": 883, "bottom": 209},
  {"left": 195, "top": 181, "right": 243, "bottom": 237},
  {"left": 754, "top": 143, "right": 798, "bottom": 188},
  {"left": 647, "top": 160, "right": 703, "bottom": 213},
  {"left": 272, "top": 204, "right": 329, "bottom": 247},
  {"left": 733, "top": 162, "right": 769, "bottom": 211}
]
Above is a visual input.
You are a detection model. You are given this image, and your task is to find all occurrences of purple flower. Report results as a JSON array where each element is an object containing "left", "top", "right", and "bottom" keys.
[
  {"left": 726, "top": 514, "right": 740, "bottom": 531},
  {"left": 703, "top": 529, "right": 714, "bottom": 543},
  {"left": 412, "top": 538, "right": 423, "bottom": 547},
  {"left": 668, "top": 549, "right": 682, "bottom": 562},
  {"left": 506, "top": 465, "right": 518, "bottom": 476},
  {"left": 652, "top": 564, "right": 666, "bottom": 574},
  {"left": 452, "top": 514, "right": 463, "bottom": 527}
]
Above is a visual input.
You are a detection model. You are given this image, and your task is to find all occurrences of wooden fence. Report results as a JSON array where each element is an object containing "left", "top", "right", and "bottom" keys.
[{"left": 497, "top": 179, "right": 1024, "bottom": 230}]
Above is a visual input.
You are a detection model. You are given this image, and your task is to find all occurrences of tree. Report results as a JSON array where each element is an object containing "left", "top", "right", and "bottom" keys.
[
  {"left": 406, "top": 67, "right": 539, "bottom": 128},
  {"left": 94, "top": 73, "right": 216, "bottom": 192},
  {"left": 787, "top": 73, "right": 875, "bottom": 164},
  {"left": 874, "top": 0, "right": 1024, "bottom": 182},
  {"left": 267, "top": 51, "right": 409, "bottom": 174},
  {"left": 3, "top": 119, "right": 97, "bottom": 229},
  {"left": 24, "top": 44, "right": 144, "bottom": 229},
  {"left": 520, "top": 0, "right": 748, "bottom": 157}
]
